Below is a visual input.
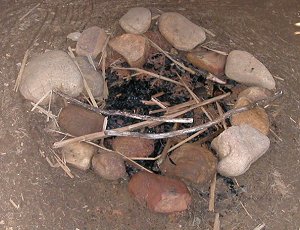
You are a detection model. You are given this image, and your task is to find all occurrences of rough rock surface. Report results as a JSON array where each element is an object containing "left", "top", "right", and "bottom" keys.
[
  {"left": 128, "top": 172, "right": 191, "bottom": 213},
  {"left": 211, "top": 125, "right": 270, "bottom": 177},
  {"left": 75, "top": 56, "right": 104, "bottom": 98},
  {"left": 161, "top": 143, "right": 217, "bottom": 186},
  {"left": 109, "top": 34, "right": 148, "bottom": 67},
  {"left": 158, "top": 12, "right": 206, "bottom": 51},
  {"left": 58, "top": 104, "right": 105, "bottom": 136},
  {"left": 92, "top": 152, "right": 127, "bottom": 180},
  {"left": 62, "top": 142, "right": 96, "bottom": 171},
  {"left": 231, "top": 97, "right": 270, "bottom": 135},
  {"left": 119, "top": 7, "right": 151, "bottom": 34},
  {"left": 238, "top": 86, "right": 271, "bottom": 102},
  {"left": 187, "top": 51, "right": 227, "bottom": 76},
  {"left": 112, "top": 136, "right": 154, "bottom": 157},
  {"left": 19, "top": 50, "right": 83, "bottom": 105},
  {"left": 225, "top": 50, "right": 276, "bottom": 90},
  {"left": 76, "top": 26, "right": 107, "bottom": 58}
]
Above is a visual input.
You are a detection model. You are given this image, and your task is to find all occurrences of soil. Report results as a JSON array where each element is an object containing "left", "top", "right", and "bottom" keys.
[{"left": 0, "top": 0, "right": 299, "bottom": 229}]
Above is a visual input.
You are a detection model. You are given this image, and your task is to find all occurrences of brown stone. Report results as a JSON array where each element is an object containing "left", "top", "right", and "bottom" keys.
[
  {"left": 187, "top": 51, "right": 227, "bottom": 76},
  {"left": 109, "top": 34, "right": 149, "bottom": 67},
  {"left": 111, "top": 137, "right": 154, "bottom": 157},
  {"left": 92, "top": 151, "right": 127, "bottom": 180},
  {"left": 128, "top": 172, "right": 191, "bottom": 213},
  {"left": 58, "top": 104, "right": 105, "bottom": 136},
  {"left": 231, "top": 97, "right": 270, "bottom": 135},
  {"left": 76, "top": 26, "right": 108, "bottom": 59},
  {"left": 238, "top": 86, "right": 271, "bottom": 102},
  {"left": 160, "top": 143, "right": 217, "bottom": 186}
]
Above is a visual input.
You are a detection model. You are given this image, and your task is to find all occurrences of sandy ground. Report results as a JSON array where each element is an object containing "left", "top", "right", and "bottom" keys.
[{"left": 0, "top": 0, "right": 299, "bottom": 229}]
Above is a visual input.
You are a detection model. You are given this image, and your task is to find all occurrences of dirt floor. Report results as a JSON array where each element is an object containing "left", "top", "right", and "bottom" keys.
[{"left": 0, "top": 0, "right": 300, "bottom": 229}]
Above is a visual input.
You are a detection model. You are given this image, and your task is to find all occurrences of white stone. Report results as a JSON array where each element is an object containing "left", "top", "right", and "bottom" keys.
[{"left": 211, "top": 125, "right": 270, "bottom": 177}]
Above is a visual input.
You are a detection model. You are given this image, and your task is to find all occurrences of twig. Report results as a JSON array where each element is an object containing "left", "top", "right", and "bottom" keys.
[
  {"left": 98, "top": 35, "right": 110, "bottom": 68},
  {"left": 30, "top": 102, "right": 57, "bottom": 119},
  {"left": 167, "top": 129, "right": 207, "bottom": 153},
  {"left": 54, "top": 91, "right": 192, "bottom": 124},
  {"left": 46, "top": 90, "right": 53, "bottom": 122},
  {"left": 209, "top": 173, "right": 217, "bottom": 212},
  {"left": 270, "top": 128, "right": 283, "bottom": 142},
  {"left": 51, "top": 150, "right": 74, "bottom": 178},
  {"left": 207, "top": 73, "right": 227, "bottom": 84},
  {"left": 87, "top": 55, "right": 96, "bottom": 70},
  {"left": 106, "top": 91, "right": 283, "bottom": 139},
  {"left": 240, "top": 201, "right": 253, "bottom": 219},
  {"left": 19, "top": 3, "right": 41, "bottom": 21},
  {"left": 112, "top": 66, "right": 183, "bottom": 86},
  {"left": 146, "top": 37, "right": 196, "bottom": 74},
  {"left": 253, "top": 223, "right": 266, "bottom": 230},
  {"left": 53, "top": 93, "right": 231, "bottom": 148},
  {"left": 31, "top": 90, "right": 51, "bottom": 111},
  {"left": 100, "top": 117, "right": 108, "bottom": 146},
  {"left": 151, "top": 97, "right": 167, "bottom": 109},
  {"left": 14, "top": 49, "right": 29, "bottom": 92},
  {"left": 199, "top": 26, "right": 216, "bottom": 37},
  {"left": 9, "top": 199, "right": 20, "bottom": 210},
  {"left": 200, "top": 45, "right": 228, "bottom": 56},
  {"left": 213, "top": 213, "right": 220, "bottom": 230}
]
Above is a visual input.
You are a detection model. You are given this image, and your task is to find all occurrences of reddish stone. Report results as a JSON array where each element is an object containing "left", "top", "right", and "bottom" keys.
[
  {"left": 160, "top": 143, "right": 217, "bottom": 186},
  {"left": 92, "top": 152, "right": 127, "bottom": 180},
  {"left": 109, "top": 34, "right": 149, "bottom": 67},
  {"left": 112, "top": 136, "right": 154, "bottom": 157},
  {"left": 128, "top": 172, "right": 191, "bottom": 213},
  {"left": 58, "top": 104, "right": 104, "bottom": 136},
  {"left": 187, "top": 51, "right": 227, "bottom": 76}
]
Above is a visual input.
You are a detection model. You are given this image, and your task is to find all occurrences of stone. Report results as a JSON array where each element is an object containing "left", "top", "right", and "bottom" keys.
[
  {"left": 128, "top": 172, "right": 191, "bottom": 213},
  {"left": 62, "top": 142, "right": 96, "bottom": 171},
  {"left": 187, "top": 51, "right": 227, "bottom": 76},
  {"left": 158, "top": 12, "right": 206, "bottom": 51},
  {"left": 67, "top": 31, "right": 81, "bottom": 41},
  {"left": 111, "top": 137, "right": 154, "bottom": 157},
  {"left": 225, "top": 50, "right": 276, "bottom": 90},
  {"left": 109, "top": 34, "right": 149, "bottom": 67},
  {"left": 76, "top": 26, "right": 107, "bottom": 59},
  {"left": 92, "top": 152, "right": 127, "bottom": 180},
  {"left": 238, "top": 86, "right": 271, "bottom": 102},
  {"left": 211, "top": 125, "right": 270, "bottom": 177},
  {"left": 231, "top": 97, "right": 270, "bottom": 135},
  {"left": 160, "top": 143, "right": 217, "bottom": 186},
  {"left": 75, "top": 56, "right": 104, "bottom": 98},
  {"left": 58, "top": 104, "right": 105, "bottom": 136},
  {"left": 119, "top": 7, "right": 151, "bottom": 34},
  {"left": 19, "top": 50, "right": 83, "bottom": 105}
]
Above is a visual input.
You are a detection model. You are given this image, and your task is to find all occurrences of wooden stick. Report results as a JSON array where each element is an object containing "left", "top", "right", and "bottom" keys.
[
  {"left": 150, "top": 100, "right": 197, "bottom": 115},
  {"left": 19, "top": 3, "right": 41, "bottom": 21},
  {"left": 106, "top": 91, "right": 283, "bottom": 139},
  {"left": 213, "top": 213, "right": 220, "bottom": 230},
  {"left": 53, "top": 92, "right": 231, "bottom": 148},
  {"left": 200, "top": 45, "right": 228, "bottom": 56},
  {"left": 112, "top": 66, "right": 183, "bottom": 86},
  {"left": 151, "top": 97, "right": 167, "bottom": 109},
  {"left": 14, "top": 49, "right": 29, "bottom": 92},
  {"left": 167, "top": 129, "right": 207, "bottom": 153},
  {"left": 54, "top": 91, "right": 193, "bottom": 124},
  {"left": 209, "top": 173, "right": 217, "bottom": 212},
  {"left": 146, "top": 37, "right": 196, "bottom": 74},
  {"left": 199, "top": 26, "right": 216, "bottom": 37},
  {"left": 31, "top": 90, "right": 51, "bottom": 111},
  {"left": 216, "top": 101, "right": 228, "bottom": 129}
]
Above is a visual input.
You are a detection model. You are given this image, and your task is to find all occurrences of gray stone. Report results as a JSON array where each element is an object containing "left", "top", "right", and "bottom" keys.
[
  {"left": 225, "top": 50, "right": 276, "bottom": 90},
  {"left": 75, "top": 56, "right": 104, "bottom": 98},
  {"left": 76, "top": 26, "right": 107, "bottom": 59},
  {"left": 119, "top": 7, "right": 151, "bottom": 34},
  {"left": 211, "top": 125, "right": 270, "bottom": 177},
  {"left": 19, "top": 50, "right": 83, "bottom": 105},
  {"left": 158, "top": 12, "right": 206, "bottom": 51}
]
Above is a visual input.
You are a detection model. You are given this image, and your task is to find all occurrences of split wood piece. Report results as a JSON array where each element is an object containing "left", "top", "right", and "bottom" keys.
[
  {"left": 112, "top": 66, "right": 184, "bottom": 86},
  {"left": 216, "top": 101, "right": 228, "bottom": 129},
  {"left": 209, "top": 173, "right": 217, "bottom": 212},
  {"left": 105, "top": 91, "right": 283, "bottom": 139},
  {"left": 53, "top": 92, "right": 231, "bottom": 148},
  {"left": 14, "top": 49, "right": 29, "bottom": 92},
  {"left": 54, "top": 91, "right": 192, "bottom": 124},
  {"left": 145, "top": 37, "right": 196, "bottom": 74},
  {"left": 156, "top": 123, "right": 178, "bottom": 166},
  {"left": 49, "top": 129, "right": 152, "bottom": 173}
]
